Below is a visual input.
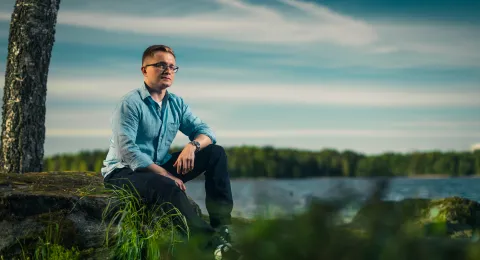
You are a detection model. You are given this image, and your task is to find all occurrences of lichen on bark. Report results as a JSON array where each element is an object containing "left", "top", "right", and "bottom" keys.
[{"left": 0, "top": 0, "right": 61, "bottom": 173}]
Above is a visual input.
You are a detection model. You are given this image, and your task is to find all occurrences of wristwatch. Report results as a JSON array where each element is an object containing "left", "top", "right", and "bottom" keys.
[{"left": 189, "top": 140, "right": 200, "bottom": 153}]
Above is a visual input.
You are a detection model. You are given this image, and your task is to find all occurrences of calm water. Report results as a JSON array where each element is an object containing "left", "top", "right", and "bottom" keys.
[{"left": 184, "top": 177, "right": 480, "bottom": 222}]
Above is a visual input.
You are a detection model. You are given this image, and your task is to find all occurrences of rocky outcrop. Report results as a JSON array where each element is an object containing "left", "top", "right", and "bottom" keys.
[{"left": 0, "top": 171, "right": 202, "bottom": 259}]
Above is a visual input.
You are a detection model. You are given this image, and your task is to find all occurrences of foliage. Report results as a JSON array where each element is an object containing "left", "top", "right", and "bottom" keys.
[
  {"left": 0, "top": 222, "right": 80, "bottom": 260},
  {"left": 43, "top": 147, "right": 480, "bottom": 178},
  {"left": 102, "top": 182, "right": 190, "bottom": 260},
  {"left": 220, "top": 180, "right": 480, "bottom": 260},
  {"left": 101, "top": 179, "right": 480, "bottom": 260},
  {"left": 2, "top": 178, "right": 480, "bottom": 259},
  {"left": 33, "top": 222, "right": 81, "bottom": 260}
]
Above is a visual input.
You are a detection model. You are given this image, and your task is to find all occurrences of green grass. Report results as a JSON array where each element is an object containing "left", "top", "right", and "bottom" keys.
[
  {"left": 32, "top": 223, "right": 81, "bottom": 260},
  {"left": 102, "top": 181, "right": 190, "bottom": 260},
  {"left": 0, "top": 222, "right": 81, "bottom": 260}
]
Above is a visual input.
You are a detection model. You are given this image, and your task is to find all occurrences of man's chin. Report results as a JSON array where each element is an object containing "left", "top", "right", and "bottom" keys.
[
  {"left": 146, "top": 83, "right": 171, "bottom": 91},
  {"left": 156, "top": 83, "right": 171, "bottom": 89}
]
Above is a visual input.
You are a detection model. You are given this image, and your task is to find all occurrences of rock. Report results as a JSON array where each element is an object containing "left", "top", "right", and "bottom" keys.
[
  {"left": 349, "top": 196, "right": 480, "bottom": 238},
  {"left": 0, "top": 171, "right": 203, "bottom": 259}
]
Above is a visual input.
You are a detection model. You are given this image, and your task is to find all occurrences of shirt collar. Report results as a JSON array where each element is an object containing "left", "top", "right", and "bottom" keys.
[
  {"left": 140, "top": 82, "right": 151, "bottom": 100},
  {"left": 140, "top": 82, "right": 170, "bottom": 103}
]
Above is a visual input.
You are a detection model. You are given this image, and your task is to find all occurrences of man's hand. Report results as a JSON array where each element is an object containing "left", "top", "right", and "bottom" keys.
[
  {"left": 171, "top": 176, "right": 187, "bottom": 191},
  {"left": 147, "top": 163, "right": 187, "bottom": 191},
  {"left": 173, "top": 143, "right": 196, "bottom": 175}
]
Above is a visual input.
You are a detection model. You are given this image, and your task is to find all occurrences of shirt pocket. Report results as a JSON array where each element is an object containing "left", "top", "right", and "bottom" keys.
[{"left": 164, "top": 121, "right": 180, "bottom": 147}]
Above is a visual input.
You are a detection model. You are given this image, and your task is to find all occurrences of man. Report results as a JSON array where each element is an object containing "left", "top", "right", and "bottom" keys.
[{"left": 101, "top": 44, "right": 241, "bottom": 259}]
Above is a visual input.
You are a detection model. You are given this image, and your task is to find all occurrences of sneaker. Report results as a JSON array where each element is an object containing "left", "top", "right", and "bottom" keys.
[
  {"left": 214, "top": 242, "right": 242, "bottom": 260},
  {"left": 209, "top": 231, "right": 242, "bottom": 260},
  {"left": 215, "top": 225, "right": 232, "bottom": 243}
]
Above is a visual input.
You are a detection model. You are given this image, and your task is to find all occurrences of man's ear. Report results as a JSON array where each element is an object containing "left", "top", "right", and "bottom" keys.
[{"left": 140, "top": 66, "right": 146, "bottom": 75}]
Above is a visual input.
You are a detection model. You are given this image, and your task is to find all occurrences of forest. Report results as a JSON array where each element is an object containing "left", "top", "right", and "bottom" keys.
[{"left": 43, "top": 146, "right": 480, "bottom": 178}]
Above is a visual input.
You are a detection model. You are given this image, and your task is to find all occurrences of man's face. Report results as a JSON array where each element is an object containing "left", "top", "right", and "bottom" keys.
[{"left": 141, "top": 51, "right": 177, "bottom": 89}]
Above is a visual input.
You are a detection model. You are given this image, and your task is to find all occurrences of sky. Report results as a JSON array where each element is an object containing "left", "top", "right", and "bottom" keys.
[{"left": 0, "top": 0, "right": 479, "bottom": 156}]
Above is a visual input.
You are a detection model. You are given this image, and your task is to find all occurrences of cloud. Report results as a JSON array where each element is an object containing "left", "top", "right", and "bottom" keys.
[
  {"left": 392, "top": 121, "right": 480, "bottom": 128},
  {"left": 175, "top": 84, "right": 480, "bottom": 108},
  {"left": 279, "top": 0, "right": 378, "bottom": 45},
  {"left": 44, "top": 105, "right": 219, "bottom": 129},
  {"left": 45, "top": 1, "right": 376, "bottom": 47},
  {"left": 0, "top": 0, "right": 478, "bottom": 69},
  {"left": 0, "top": 12, "right": 9, "bottom": 21},
  {"left": 0, "top": 65, "right": 478, "bottom": 109},
  {"left": 48, "top": 0, "right": 477, "bottom": 68},
  {"left": 372, "top": 23, "right": 480, "bottom": 61},
  {"left": 38, "top": 76, "right": 480, "bottom": 108},
  {"left": 370, "top": 46, "right": 400, "bottom": 54},
  {"left": 46, "top": 127, "right": 480, "bottom": 139},
  {"left": 45, "top": 108, "right": 113, "bottom": 129},
  {"left": 214, "top": 129, "right": 480, "bottom": 139},
  {"left": 0, "top": 0, "right": 377, "bottom": 47},
  {"left": 47, "top": 128, "right": 111, "bottom": 137}
]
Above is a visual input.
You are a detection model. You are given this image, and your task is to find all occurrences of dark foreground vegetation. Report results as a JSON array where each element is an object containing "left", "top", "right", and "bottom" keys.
[
  {"left": 1, "top": 172, "right": 479, "bottom": 260},
  {"left": 44, "top": 146, "right": 480, "bottom": 178}
]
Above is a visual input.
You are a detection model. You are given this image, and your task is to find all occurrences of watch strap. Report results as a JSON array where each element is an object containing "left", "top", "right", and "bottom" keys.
[{"left": 190, "top": 140, "right": 200, "bottom": 153}]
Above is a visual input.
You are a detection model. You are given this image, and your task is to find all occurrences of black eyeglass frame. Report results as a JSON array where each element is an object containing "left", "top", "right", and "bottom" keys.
[{"left": 143, "top": 61, "right": 179, "bottom": 73}]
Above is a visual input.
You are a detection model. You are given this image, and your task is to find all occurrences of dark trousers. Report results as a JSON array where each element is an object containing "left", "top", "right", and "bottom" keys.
[{"left": 103, "top": 144, "right": 233, "bottom": 240}]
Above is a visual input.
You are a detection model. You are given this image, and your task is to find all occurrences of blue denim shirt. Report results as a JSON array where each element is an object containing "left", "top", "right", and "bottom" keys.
[{"left": 101, "top": 83, "right": 216, "bottom": 178}]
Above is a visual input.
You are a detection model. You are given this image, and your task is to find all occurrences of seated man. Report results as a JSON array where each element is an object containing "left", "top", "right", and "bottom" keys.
[{"left": 101, "top": 44, "right": 241, "bottom": 259}]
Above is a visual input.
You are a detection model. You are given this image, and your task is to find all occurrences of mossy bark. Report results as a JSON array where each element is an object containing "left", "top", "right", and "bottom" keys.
[{"left": 0, "top": 0, "right": 61, "bottom": 173}]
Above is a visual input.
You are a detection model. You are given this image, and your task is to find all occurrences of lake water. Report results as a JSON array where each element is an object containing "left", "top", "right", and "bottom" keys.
[{"left": 184, "top": 177, "right": 480, "bottom": 222}]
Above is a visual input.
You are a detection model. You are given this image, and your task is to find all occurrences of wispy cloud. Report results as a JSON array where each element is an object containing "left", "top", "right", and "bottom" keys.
[
  {"left": 175, "top": 84, "right": 480, "bottom": 108},
  {"left": 0, "top": 0, "right": 375, "bottom": 47},
  {"left": 370, "top": 46, "right": 400, "bottom": 54},
  {"left": 46, "top": 0, "right": 376, "bottom": 46},
  {"left": 46, "top": 128, "right": 111, "bottom": 137},
  {"left": 39, "top": 76, "right": 480, "bottom": 108},
  {"left": 0, "top": 14, "right": 9, "bottom": 22},
  {"left": 372, "top": 23, "right": 480, "bottom": 62},
  {"left": 1, "top": 0, "right": 478, "bottom": 68},
  {"left": 392, "top": 121, "right": 480, "bottom": 128},
  {"left": 279, "top": 0, "right": 378, "bottom": 45},
  {"left": 44, "top": 105, "right": 219, "bottom": 129},
  {"left": 214, "top": 129, "right": 480, "bottom": 138},
  {"left": 46, "top": 127, "right": 480, "bottom": 139}
]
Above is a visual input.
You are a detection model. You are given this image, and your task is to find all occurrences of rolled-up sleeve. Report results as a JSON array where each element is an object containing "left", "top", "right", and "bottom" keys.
[
  {"left": 112, "top": 100, "right": 153, "bottom": 171},
  {"left": 179, "top": 102, "right": 217, "bottom": 144}
]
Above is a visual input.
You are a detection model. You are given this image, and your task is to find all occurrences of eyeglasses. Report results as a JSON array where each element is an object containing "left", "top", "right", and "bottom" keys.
[{"left": 143, "top": 61, "right": 179, "bottom": 73}]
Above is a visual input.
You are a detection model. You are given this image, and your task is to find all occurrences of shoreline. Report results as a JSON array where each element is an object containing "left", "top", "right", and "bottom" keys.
[{"left": 224, "top": 175, "right": 480, "bottom": 181}]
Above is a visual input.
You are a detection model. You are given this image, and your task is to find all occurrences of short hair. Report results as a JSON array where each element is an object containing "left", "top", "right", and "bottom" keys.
[{"left": 142, "top": 45, "right": 176, "bottom": 65}]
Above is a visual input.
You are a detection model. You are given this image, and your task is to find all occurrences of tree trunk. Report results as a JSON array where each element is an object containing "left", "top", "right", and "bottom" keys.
[{"left": 0, "top": 0, "right": 61, "bottom": 173}]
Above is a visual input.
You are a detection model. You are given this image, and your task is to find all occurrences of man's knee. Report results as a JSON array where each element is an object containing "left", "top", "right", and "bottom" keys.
[
  {"left": 146, "top": 175, "right": 182, "bottom": 200},
  {"left": 209, "top": 144, "right": 227, "bottom": 160},
  {"left": 152, "top": 177, "right": 180, "bottom": 192}
]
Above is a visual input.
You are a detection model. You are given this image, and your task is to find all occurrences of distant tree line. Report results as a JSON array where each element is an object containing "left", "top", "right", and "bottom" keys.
[{"left": 43, "top": 146, "right": 480, "bottom": 178}]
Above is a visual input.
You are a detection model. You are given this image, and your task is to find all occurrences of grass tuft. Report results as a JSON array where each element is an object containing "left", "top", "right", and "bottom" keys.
[{"left": 102, "top": 181, "right": 189, "bottom": 260}]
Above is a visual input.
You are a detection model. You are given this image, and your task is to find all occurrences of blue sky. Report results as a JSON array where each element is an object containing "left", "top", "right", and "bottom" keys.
[{"left": 0, "top": 0, "right": 479, "bottom": 156}]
